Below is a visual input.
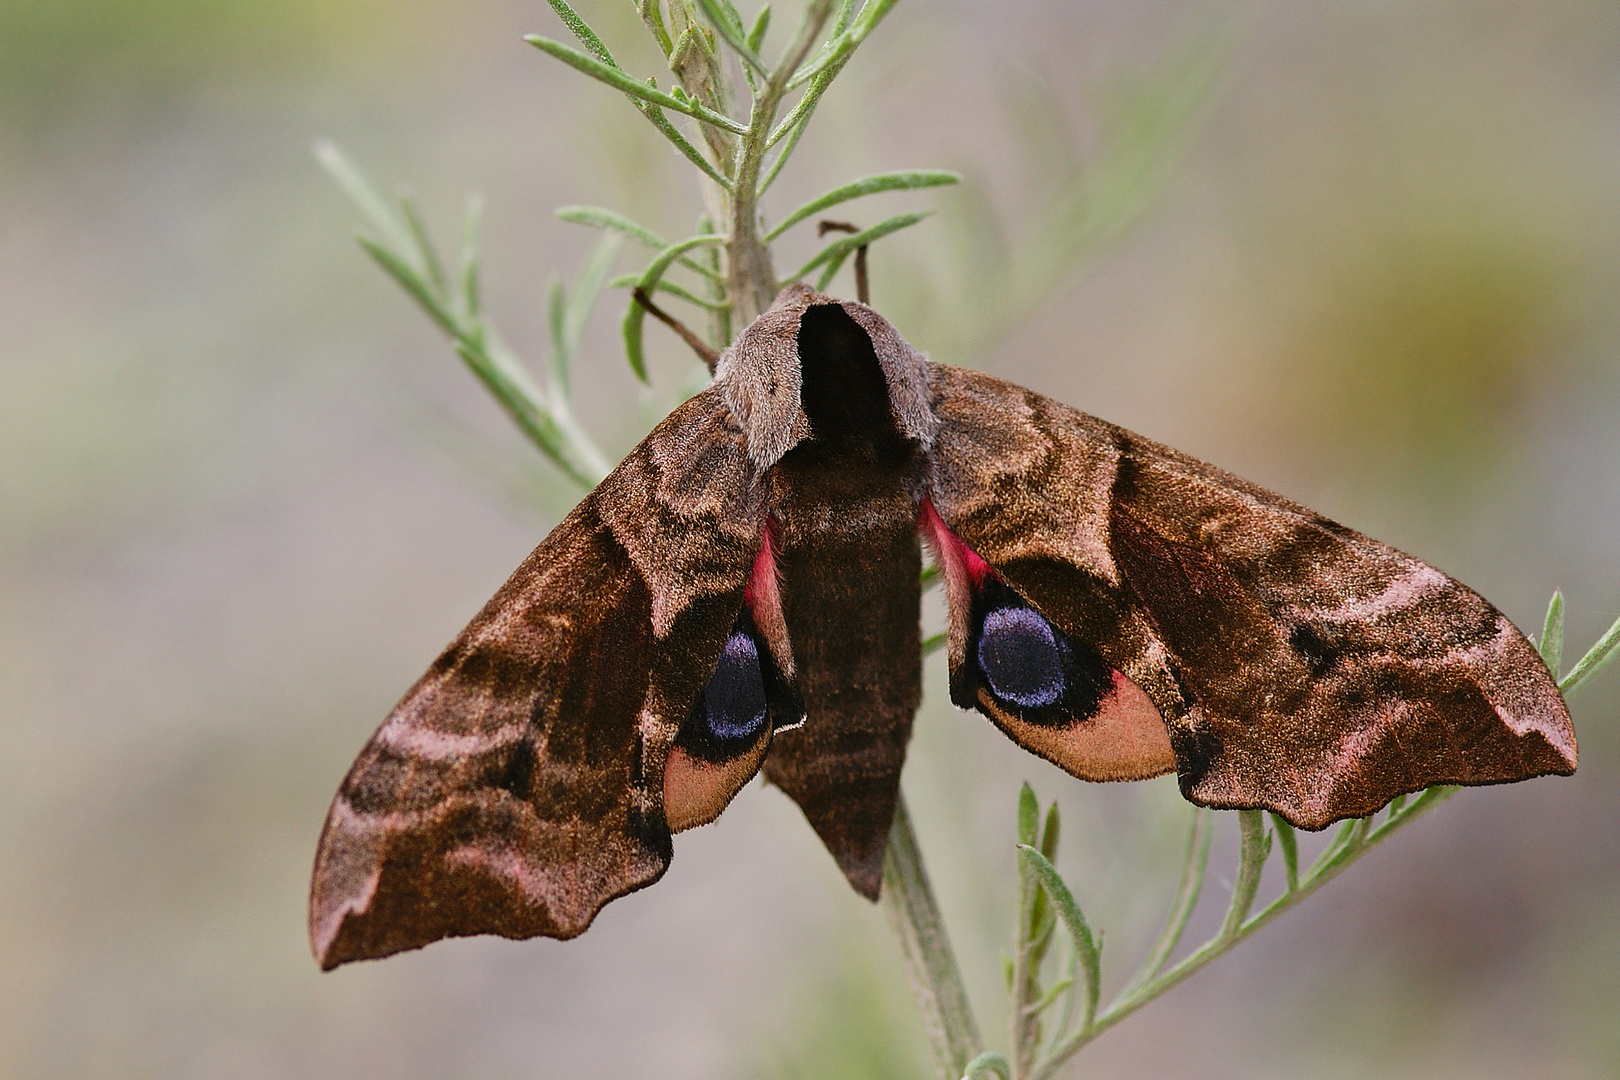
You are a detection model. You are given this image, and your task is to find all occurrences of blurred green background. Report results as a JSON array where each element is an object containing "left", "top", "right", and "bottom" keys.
[{"left": 2, "top": 1, "right": 1618, "bottom": 1077}]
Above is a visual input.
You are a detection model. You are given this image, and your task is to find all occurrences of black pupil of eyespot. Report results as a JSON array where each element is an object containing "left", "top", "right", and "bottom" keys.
[
  {"left": 977, "top": 606, "right": 1065, "bottom": 709},
  {"left": 701, "top": 631, "right": 768, "bottom": 740}
]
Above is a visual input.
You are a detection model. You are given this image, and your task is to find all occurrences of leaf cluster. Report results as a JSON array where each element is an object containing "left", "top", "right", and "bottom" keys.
[
  {"left": 531, "top": 0, "right": 959, "bottom": 371},
  {"left": 314, "top": 140, "right": 611, "bottom": 488}
]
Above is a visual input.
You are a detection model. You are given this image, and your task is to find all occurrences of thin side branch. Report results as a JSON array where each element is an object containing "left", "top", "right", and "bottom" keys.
[
  {"left": 633, "top": 288, "right": 721, "bottom": 371},
  {"left": 816, "top": 220, "right": 869, "bottom": 303}
]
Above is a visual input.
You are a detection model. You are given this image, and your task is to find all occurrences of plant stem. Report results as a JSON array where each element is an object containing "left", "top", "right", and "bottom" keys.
[
  {"left": 722, "top": 0, "right": 834, "bottom": 321},
  {"left": 1008, "top": 796, "right": 1043, "bottom": 1079},
  {"left": 882, "top": 794, "right": 983, "bottom": 1080},
  {"left": 1217, "top": 810, "right": 1267, "bottom": 939}
]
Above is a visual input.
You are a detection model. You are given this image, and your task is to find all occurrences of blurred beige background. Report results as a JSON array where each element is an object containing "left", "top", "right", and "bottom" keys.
[{"left": 2, "top": 1, "right": 1618, "bottom": 1078}]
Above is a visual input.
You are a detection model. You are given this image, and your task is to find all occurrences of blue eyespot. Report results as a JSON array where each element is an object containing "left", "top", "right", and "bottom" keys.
[
  {"left": 700, "top": 631, "right": 769, "bottom": 741},
  {"left": 977, "top": 606, "right": 1066, "bottom": 709}
]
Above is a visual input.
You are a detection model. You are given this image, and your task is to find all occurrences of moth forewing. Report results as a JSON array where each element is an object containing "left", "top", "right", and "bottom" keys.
[
  {"left": 309, "top": 390, "right": 763, "bottom": 968},
  {"left": 925, "top": 363, "right": 1575, "bottom": 829}
]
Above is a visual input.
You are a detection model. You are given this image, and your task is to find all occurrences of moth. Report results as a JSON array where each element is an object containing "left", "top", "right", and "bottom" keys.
[{"left": 310, "top": 282, "right": 1576, "bottom": 970}]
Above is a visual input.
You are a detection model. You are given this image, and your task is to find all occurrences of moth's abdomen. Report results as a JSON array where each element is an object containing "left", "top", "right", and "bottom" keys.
[{"left": 753, "top": 301, "right": 930, "bottom": 900}]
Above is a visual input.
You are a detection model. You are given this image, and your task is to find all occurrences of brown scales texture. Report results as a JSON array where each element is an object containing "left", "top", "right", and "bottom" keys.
[{"left": 310, "top": 288, "right": 1576, "bottom": 970}]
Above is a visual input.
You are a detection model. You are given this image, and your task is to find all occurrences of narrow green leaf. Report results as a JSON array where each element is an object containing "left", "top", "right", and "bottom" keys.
[
  {"left": 787, "top": 210, "right": 931, "bottom": 286},
  {"left": 1268, "top": 813, "right": 1298, "bottom": 893},
  {"left": 526, "top": 36, "right": 749, "bottom": 135},
  {"left": 1048, "top": 939, "right": 1083, "bottom": 1062},
  {"left": 1327, "top": 817, "right": 1360, "bottom": 855},
  {"left": 1365, "top": 787, "right": 1454, "bottom": 852},
  {"left": 357, "top": 234, "right": 457, "bottom": 339},
  {"left": 1540, "top": 590, "right": 1565, "bottom": 679},
  {"left": 746, "top": 4, "right": 771, "bottom": 51},
  {"left": 1001, "top": 952, "right": 1015, "bottom": 993},
  {"left": 765, "top": 169, "right": 961, "bottom": 241},
  {"left": 919, "top": 564, "right": 941, "bottom": 587},
  {"left": 636, "top": 0, "right": 673, "bottom": 56},
  {"left": 766, "top": 73, "right": 825, "bottom": 149},
  {"left": 1027, "top": 976, "right": 1076, "bottom": 1018},
  {"left": 1040, "top": 801, "right": 1061, "bottom": 863},
  {"left": 1017, "top": 844, "right": 1102, "bottom": 1034},
  {"left": 921, "top": 631, "right": 946, "bottom": 657},
  {"left": 698, "top": 0, "right": 769, "bottom": 75},
  {"left": 717, "top": 0, "right": 747, "bottom": 32},
  {"left": 457, "top": 192, "right": 483, "bottom": 321},
  {"left": 326, "top": 145, "right": 610, "bottom": 489},
  {"left": 1219, "top": 810, "right": 1268, "bottom": 939},
  {"left": 545, "top": 0, "right": 617, "bottom": 66},
  {"left": 786, "top": 0, "right": 899, "bottom": 88},
  {"left": 758, "top": 97, "right": 818, "bottom": 190},
  {"left": 397, "top": 196, "right": 448, "bottom": 298},
  {"left": 1309, "top": 815, "right": 1374, "bottom": 884},
  {"left": 359, "top": 228, "right": 608, "bottom": 488},
  {"left": 564, "top": 233, "right": 623, "bottom": 358},
  {"left": 638, "top": 100, "right": 734, "bottom": 189},
  {"left": 828, "top": 0, "right": 854, "bottom": 37},
  {"left": 547, "top": 275, "right": 568, "bottom": 387},
  {"left": 556, "top": 206, "right": 724, "bottom": 282},
  {"left": 965, "top": 1051, "right": 1012, "bottom": 1080},
  {"left": 1016, "top": 784, "right": 1039, "bottom": 848},
  {"left": 313, "top": 140, "right": 415, "bottom": 260},
  {"left": 1562, "top": 608, "right": 1620, "bottom": 695},
  {"left": 557, "top": 204, "right": 667, "bottom": 248},
  {"left": 1122, "top": 808, "right": 1210, "bottom": 998},
  {"left": 622, "top": 234, "right": 726, "bottom": 383},
  {"left": 1028, "top": 900, "right": 1057, "bottom": 965},
  {"left": 608, "top": 272, "right": 729, "bottom": 311},
  {"left": 451, "top": 339, "right": 605, "bottom": 491}
]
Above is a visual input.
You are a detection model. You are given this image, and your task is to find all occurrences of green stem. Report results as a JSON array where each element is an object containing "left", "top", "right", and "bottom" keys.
[
  {"left": 1218, "top": 810, "right": 1267, "bottom": 940},
  {"left": 723, "top": 0, "right": 834, "bottom": 322},
  {"left": 1009, "top": 837, "right": 1042, "bottom": 1080},
  {"left": 881, "top": 795, "right": 983, "bottom": 1080}
]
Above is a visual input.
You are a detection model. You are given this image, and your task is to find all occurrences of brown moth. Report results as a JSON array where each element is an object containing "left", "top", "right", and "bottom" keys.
[{"left": 309, "top": 282, "right": 1577, "bottom": 970}]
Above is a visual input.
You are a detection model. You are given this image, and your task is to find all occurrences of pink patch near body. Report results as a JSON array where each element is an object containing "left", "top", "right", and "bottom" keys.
[
  {"left": 920, "top": 499, "right": 988, "bottom": 668},
  {"left": 745, "top": 518, "right": 793, "bottom": 678},
  {"left": 920, "top": 499, "right": 990, "bottom": 589}
]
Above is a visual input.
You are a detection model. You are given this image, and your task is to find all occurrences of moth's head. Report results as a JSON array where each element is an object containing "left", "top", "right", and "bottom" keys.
[{"left": 716, "top": 282, "right": 937, "bottom": 468}]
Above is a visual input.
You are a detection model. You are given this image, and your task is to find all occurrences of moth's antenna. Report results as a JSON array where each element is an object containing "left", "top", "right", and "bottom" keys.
[
  {"left": 816, "top": 220, "right": 870, "bottom": 305},
  {"left": 632, "top": 288, "right": 721, "bottom": 373}
]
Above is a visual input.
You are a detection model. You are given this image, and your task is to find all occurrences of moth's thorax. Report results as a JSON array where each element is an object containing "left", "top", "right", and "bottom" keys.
[{"left": 716, "top": 283, "right": 937, "bottom": 470}]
